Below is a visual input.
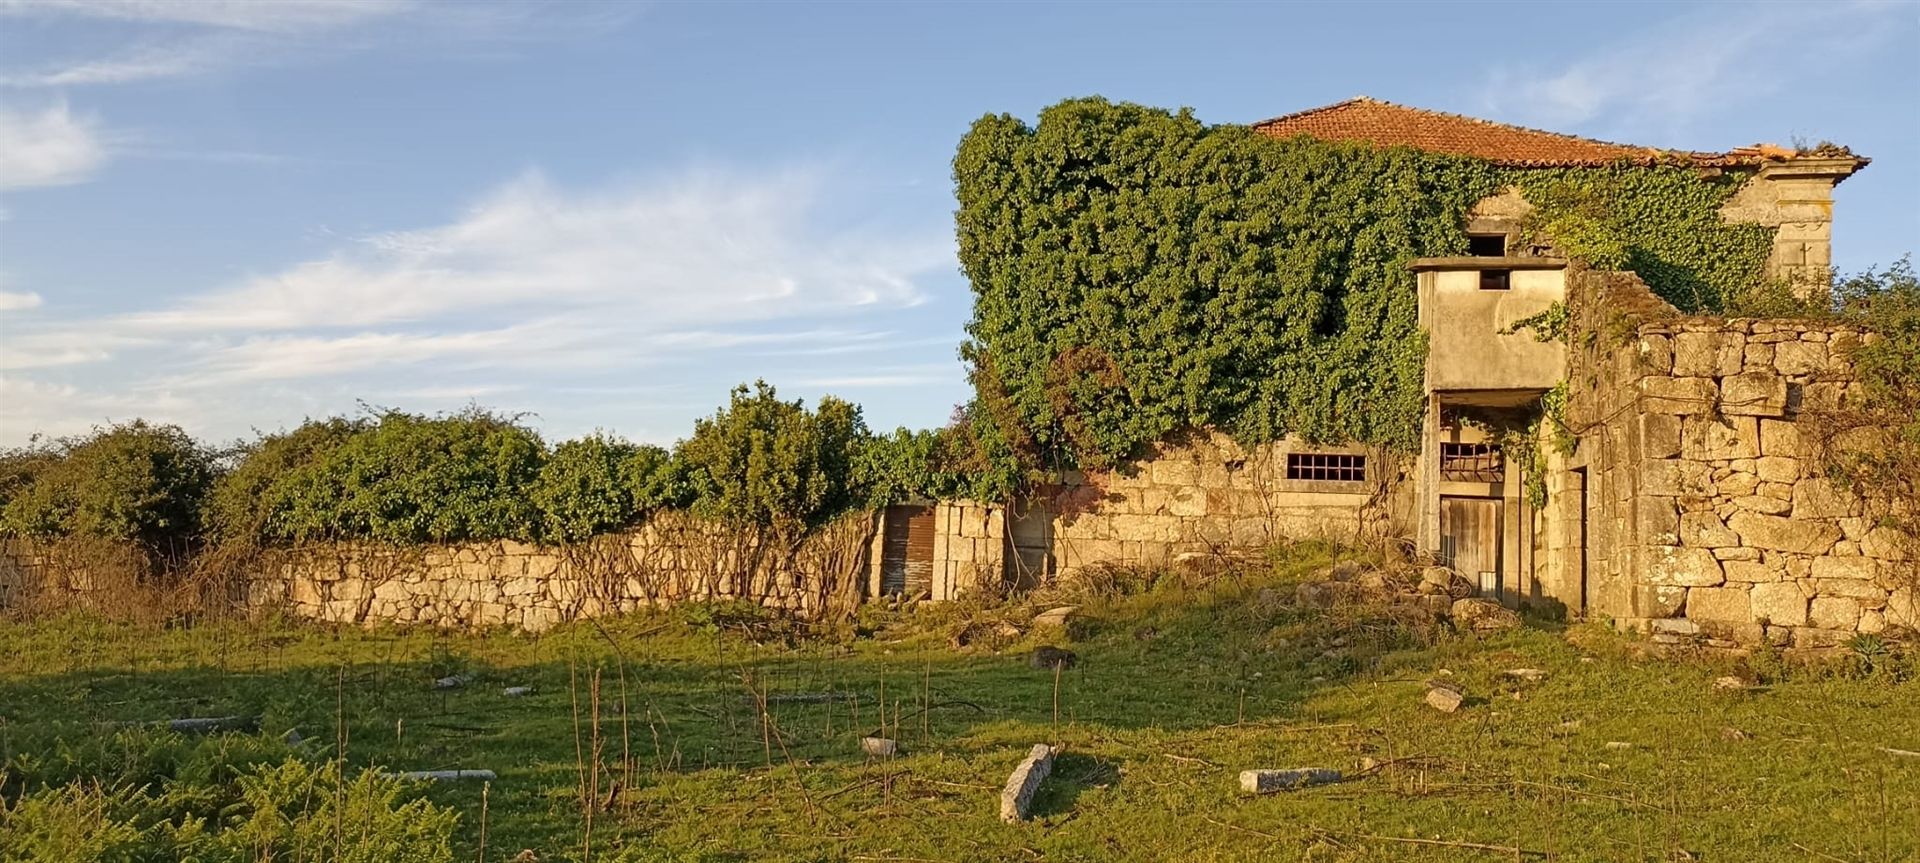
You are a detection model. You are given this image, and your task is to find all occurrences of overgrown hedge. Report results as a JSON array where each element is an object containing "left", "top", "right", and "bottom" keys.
[
  {"left": 952, "top": 97, "right": 1776, "bottom": 487},
  {"left": 0, "top": 382, "right": 918, "bottom": 554}
]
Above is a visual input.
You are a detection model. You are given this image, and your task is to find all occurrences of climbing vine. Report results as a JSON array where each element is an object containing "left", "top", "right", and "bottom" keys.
[{"left": 953, "top": 97, "right": 1775, "bottom": 485}]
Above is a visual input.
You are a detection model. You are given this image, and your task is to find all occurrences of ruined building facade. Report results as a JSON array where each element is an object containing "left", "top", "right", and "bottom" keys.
[{"left": 879, "top": 99, "right": 1909, "bottom": 646}]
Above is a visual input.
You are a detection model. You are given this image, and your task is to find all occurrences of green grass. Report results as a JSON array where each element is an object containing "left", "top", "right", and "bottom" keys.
[{"left": 1, "top": 553, "right": 1916, "bottom": 862}]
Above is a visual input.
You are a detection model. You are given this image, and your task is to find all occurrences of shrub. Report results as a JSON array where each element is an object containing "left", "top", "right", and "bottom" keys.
[
  {"left": 203, "top": 417, "right": 367, "bottom": 545},
  {"left": 675, "top": 381, "right": 866, "bottom": 530},
  {"left": 1811, "top": 257, "right": 1920, "bottom": 566},
  {"left": 259, "top": 409, "right": 545, "bottom": 545},
  {"left": 0, "top": 421, "right": 215, "bottom": 551},
  {"left": 529, "top": 435, "right": 677, "bottom": 544}
]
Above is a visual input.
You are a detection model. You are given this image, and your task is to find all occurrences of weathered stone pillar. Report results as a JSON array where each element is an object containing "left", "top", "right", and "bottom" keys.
[{"left": 1719, "top": 156, "right": 1868, "bottom": 292}]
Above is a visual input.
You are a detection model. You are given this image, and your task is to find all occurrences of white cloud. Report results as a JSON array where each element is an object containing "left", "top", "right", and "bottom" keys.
[
  {"left": 1479, "top": 1, "right": 1908, "bottom": 139},
  {"left": 0, "top": 165, "right": 961, "bottom": 443},
  {"left": 123, "top": 170, "right": 939, "bottom": 337},
  {"left": 0, "top": 101, "right": 106, "bottom": 188},
  {"left": 0, "top": 0, "right": 412, "bottom": 32},
  {"left": 0, "top": 290, "right": 44, "bottom": 310},
  {"left": 0, "top": 0, "right": 627, "bottom": 89}
]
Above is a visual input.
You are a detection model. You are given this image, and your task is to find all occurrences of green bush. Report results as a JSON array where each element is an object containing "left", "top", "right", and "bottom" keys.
[
  {"left": 1815, "top": 257, "right": 1920, "bottom": 563},
  {"left": 260, "top": 409, "right": 545, "bottom": 544},
  {"left": 675, "top": 381, "right": 866, "bottom": 529},
  {"left": 204, "top": 417, "right": 367, "bottom": 545},
  {"left": 0, "top": 421, "right": 215, "bottom": 550},
  {"left": 529, "top": 435, "right": 678, "bottom": 544}
]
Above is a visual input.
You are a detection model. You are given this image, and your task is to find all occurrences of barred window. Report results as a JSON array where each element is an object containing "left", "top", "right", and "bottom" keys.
[
  {"left": 1440, "top": 442, "right": 1504, "bottom": 482},
  {"left": 1286, "top": 452, "right": 1365, "bottom": 482}
]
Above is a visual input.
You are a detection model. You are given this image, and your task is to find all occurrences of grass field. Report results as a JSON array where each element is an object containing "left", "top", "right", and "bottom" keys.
[{"left": 2, "top": 546, "right": 1916, "bottom": 862}]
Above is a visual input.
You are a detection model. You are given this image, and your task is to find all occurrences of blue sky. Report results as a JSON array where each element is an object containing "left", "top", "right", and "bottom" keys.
[{"left": 1, "top": 0, "right": 1914, "bottom": 447}]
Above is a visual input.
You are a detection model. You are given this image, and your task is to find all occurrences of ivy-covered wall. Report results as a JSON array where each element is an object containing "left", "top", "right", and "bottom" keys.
[{"left": 952, "top": 97, "right": 1777, "bottom": 485}]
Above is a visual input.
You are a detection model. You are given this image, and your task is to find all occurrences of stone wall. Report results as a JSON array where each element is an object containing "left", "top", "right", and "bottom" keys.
[
  {"left": 1563, "top": 269, "right": 1916, "bottom": 646},
  {"left": 244, "top": 511, "right": 879, "bottom": 630},
  {"left": 928, "top": 500, "right": 1006, "bottom": 599},
  {"left": 1013, "top": 431, "right": 1403, "bottom": 580}
]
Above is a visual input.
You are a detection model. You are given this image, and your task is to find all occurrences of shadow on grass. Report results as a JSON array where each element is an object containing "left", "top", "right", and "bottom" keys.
[{"left": 1028, "top": 751, "right": 1120, "bottom": 819}]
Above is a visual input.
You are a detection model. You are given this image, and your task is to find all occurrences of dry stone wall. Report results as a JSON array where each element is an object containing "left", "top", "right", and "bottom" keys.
[
  {"left": 1567, "top": 271, "right": 1915, "bottom": 646},
  {"left": 243, "top": 511, "right": 878, "bottom": 631},
  {"left": 1029, "top": 431, "right": 1403, "bottom": 579}
]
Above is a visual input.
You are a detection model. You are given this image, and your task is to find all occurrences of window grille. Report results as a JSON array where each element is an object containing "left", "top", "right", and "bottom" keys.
[
  {"left": 1285, "top": 452, "right": 1365, "bottom": 482},
  {"left": 1440, "top": 442, "right": 1504, "bottom": 482}
]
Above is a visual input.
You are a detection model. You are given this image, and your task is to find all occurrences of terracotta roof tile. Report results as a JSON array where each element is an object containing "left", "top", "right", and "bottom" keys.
[{"left": 1252, "top": 97, "right": 1799, "bottom": 168}]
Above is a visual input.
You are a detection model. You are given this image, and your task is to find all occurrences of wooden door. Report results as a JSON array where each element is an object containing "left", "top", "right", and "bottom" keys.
[
  {"left": 1440, "top": 497, "right": 1502, "bottom": 597},
  {"left": 881, "top": 505, "right": 935, "bottom": 597}
]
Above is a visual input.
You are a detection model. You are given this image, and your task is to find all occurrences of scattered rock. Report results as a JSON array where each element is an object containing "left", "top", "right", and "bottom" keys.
[
  {"left": 1030, "top": 645, "right": 1077, "bottom": 670},
  {"left": 1720, "top": 727, "right": 1750, "bottom": 741},
  {"left": 164, "top": 716, "right": 259, "bottom": 734},
  {"left": 1712, "top": 676, "right": 1751, "bottom": 692},
  {"left": 1504, "top": 668, "right": 1548, "bottom": 682},
  {"left": 503, "top": 686, "right": 533, "bottom": 697},
  {"left": 1030, "top": 606, "right": 1078, "bottom": 629},
  {"left": 1328, "top": 560, "right": 1366, "bottom": 581},
  {"left": 1450, "top": 598, "right": 1521, "bottom": 631},
  {"left": 861, "top": 736, "right": 898, "bottom": 757},
  {"left": 390, "top": 769, "right": 497, "bottom": 781},
  {"left": 282, "top": 728, "right": 305, "bottom": 746},
  {"left": 1238, "top": 768, "right": 1341, "bottom": 794},
  {"left": 1424, "top": 685, "right": 1465, "bottom": 714},
  {"left": 1420, "top": 566, "right": 1475, "bottom": 598},
  {"left": 433, "top": 675, "right": 470, "bottom": 690},
  {"left": 1605, "top": 741, "right": 1633, "bottom": 750},
  {"left": 998, "top": 744, "right": 1055, "bottom": 823}
]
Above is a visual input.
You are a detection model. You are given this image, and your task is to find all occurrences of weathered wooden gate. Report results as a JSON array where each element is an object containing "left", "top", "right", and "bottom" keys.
[
  {"left": 1440, "top": 496, "right": 1502, "bottom": 598},
  {"left": 880, "top": 504, "right": 934, "bottom": 597}
]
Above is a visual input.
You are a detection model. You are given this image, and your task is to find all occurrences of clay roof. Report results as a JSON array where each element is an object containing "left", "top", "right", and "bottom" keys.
[{"left": 1251, "top": 97, "right": 1862, "bottom": 169}]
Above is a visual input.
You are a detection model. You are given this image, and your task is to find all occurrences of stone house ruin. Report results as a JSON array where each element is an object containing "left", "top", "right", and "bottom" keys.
[{"left": 879, "top": 98, "right": 1908, "bottom": 647}]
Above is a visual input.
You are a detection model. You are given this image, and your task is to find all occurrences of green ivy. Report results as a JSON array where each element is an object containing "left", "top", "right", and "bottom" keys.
[{"left": 953, "top": 97, "right": 1778, "bottom": 482}]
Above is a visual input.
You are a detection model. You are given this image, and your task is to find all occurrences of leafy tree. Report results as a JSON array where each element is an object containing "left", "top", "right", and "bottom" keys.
[{"left": 675, "top": 381, "right": 867, "bottom": 529}]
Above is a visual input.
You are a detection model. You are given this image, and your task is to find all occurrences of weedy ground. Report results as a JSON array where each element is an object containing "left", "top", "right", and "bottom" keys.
[{"left": 1, "top": 543, "right": 1915, "bottom": 862}]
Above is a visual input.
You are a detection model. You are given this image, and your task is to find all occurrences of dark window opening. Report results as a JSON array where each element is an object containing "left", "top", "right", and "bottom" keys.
[
  {"left": 1440, "top": 442, "right": 1504, "bottom": 482},
  {"left": 1480, "top": 269, "right": 1511, "bottom": 291},
  {"left": 1468, "top": 234, "right": 1507, "bottom": 257},
  {"left": 1286, "top": 452, "right": 1365, "bottom": 482}
]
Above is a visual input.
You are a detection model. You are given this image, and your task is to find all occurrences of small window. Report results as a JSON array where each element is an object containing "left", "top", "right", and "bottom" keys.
[
  {"left": 1468, "top": 234, "right": 1506, "bottom": 257},
  {"left": 1480, "top": 269, "right": 1511, "bottom": 291},
  {"left": 1286, "top": 452, "right": 1365, "bottom": 482},
  {"left": 1440, "top": 443, "right": 1504, "bottom": 482}
]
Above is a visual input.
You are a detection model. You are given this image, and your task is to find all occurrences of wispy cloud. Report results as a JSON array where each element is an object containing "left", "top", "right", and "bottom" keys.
[
  {"left": 1478, "top": 1, "right": 1909, "bottom": 141},
  {"left": 0, "top": 165, "right": 959, "bottom": 442},
  {"left": 0, "top": 100, "right": 105, "bottom": 188},
  {"left": 0, "top": 290, "right": 44, "bottom": 311},
  {"left": 0, "top": 0, "right": 631, "bottom": 89},
  {"left": 0, "top": 0, "right": 413, "bottom": 32}
]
